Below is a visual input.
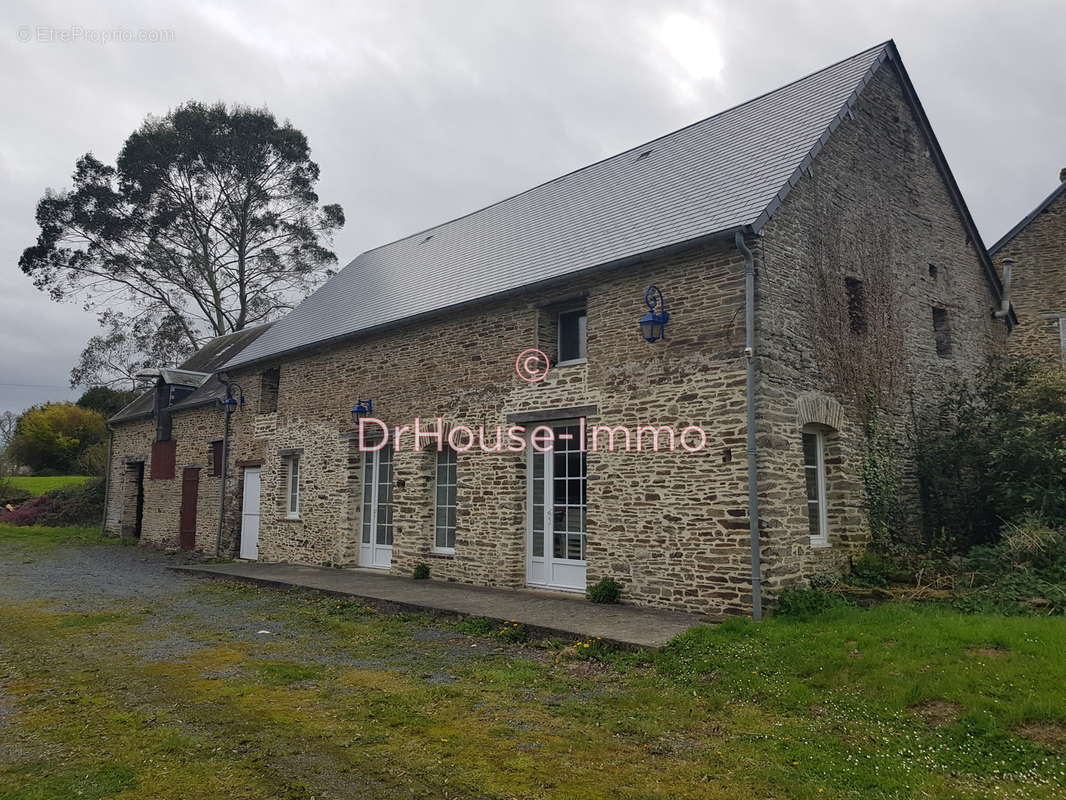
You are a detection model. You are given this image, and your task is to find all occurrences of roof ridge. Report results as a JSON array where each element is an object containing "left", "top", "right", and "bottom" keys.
[
  {"left": 989, "top": 180, "right": 1066, "bottom": 254},
  {"left": 351, "top": 40, "right": 895, "bottom": 261},
  {"left": 223, "top": 40, "right": 907, "bottom": 370}
]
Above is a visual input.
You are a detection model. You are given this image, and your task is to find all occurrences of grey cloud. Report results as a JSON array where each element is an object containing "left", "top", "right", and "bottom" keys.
[{"left": 1, "top": 0, "right": 1063, "bottom": 413}]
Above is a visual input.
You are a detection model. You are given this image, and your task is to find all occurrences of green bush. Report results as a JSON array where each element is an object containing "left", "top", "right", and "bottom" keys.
[
  {"left": 586, "top": 578, "right": 622, "bottom": 604},
  {"left": 0, "top": 480, "right": 31, "bottom": 508},
  {"left": 412, "top": 563, "right": 430, "bottom": 580},
  {"left": 914, "top": 358, "right": 1066, "bottom": 553},
  {"left": 0, "top": 478, "right": 105, "bottom": 527},
  {"left": 775, "top": 588, "right": 851, "bottom": 619}
]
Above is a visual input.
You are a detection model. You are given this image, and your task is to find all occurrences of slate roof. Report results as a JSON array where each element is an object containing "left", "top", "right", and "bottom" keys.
[
  {"left": 989, "top": 179, "right": 1066, "bottom": 255},
  {"left": 108, "top": 324, "right": 273, "bottom": 424},
  {"left": 224, "top": 40, "right": 1008, "bottom": 370}
]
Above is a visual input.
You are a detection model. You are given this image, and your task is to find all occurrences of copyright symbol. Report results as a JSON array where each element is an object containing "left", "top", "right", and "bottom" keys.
[
  {"left": 16, "top": 26, "right": 33, "bottom": 42},
  {"left": 515, "top": 348, "right": 551, "bottom": 384}
]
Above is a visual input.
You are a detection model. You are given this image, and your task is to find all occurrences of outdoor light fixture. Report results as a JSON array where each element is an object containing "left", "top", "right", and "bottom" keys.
[
  {"left": 639, "top": 285, "right": 670, "bottom": 343},
  {"left": 351, "top": 399, "right": 374, "bottom": 422},
  {"left": 218, "top": 379, "right": 245, "bottom": 411}
]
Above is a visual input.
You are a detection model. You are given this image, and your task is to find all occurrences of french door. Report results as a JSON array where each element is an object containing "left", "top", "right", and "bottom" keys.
[
  {"left": 239, "top": 467, "right": 261, "bottom": 560},
  {"left": 527, "top": 422, "right": 587, "bottom": 592},
  {"left": 360, "top": 445, "right": 394, "bottom": 568}
]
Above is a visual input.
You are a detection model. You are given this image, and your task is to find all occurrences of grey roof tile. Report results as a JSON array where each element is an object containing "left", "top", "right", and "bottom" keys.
[
  {"left": 226, "top": 42, "right": 891, "bottom": 369},
  {"left": 109, "top": 323, "right": 274, "bottom": 424}
]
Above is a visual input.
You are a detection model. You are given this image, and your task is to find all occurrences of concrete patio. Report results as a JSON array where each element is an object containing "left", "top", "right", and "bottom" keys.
[{"left": 171, "top": 561, "right": 708, "bottom": 649}]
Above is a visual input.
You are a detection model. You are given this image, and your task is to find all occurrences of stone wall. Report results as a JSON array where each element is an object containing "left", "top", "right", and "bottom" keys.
[
  {"left": 992, "top": 178, "right": 1066, "bottom": 366},
  {"left": 755, "top": 61, "right": 1009, "bottom": 596},
  {"left": 105, "top": 406, "right": 235, "bottom": 554},
  {"left": 103, "top": 58, "right": 1011, "bottom": 618},
  {"left": 218, "top": 238, "right": 755, "bottom": 615}
]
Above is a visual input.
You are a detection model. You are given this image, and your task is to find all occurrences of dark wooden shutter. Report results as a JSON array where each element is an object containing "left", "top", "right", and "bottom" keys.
[
  {"left": 150, "top": 439, "right": 176, "bottom": 480},
  {"left": 210, "top": 441, "right": 224, "bottom": 477},
  {"left": 178, "top": 467, "right": 201, "bottom": 551}
]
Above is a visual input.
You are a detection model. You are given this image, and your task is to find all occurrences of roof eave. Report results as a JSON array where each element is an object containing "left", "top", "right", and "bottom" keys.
[
  {"left": 881, "top": 42, "right": 1016, "bottom": 327},
  {"left": 989, "top": 182, "right": 1066, "bottom": 255},
  {"left": 753, "top": 40, "right": 1015, "bottom": 328},
  {"left": 223, "top": 224, "right": 753, "bottom": 373}
]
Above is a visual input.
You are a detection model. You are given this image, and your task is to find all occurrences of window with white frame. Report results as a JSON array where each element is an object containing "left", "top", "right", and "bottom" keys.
[
  {"left": 284, "top": 454, "right": 300, "bottom": 519},
  {"left": 802, "top": 427, "right": 829, "bottom": 546},
  {"left": 557, "top": 305, "right": 587, "bottom": 364},
  {"left": 434, "top": 448, "right": 457, "bottom": 552}
]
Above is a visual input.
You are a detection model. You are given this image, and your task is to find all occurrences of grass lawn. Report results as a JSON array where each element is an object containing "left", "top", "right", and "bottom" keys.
[
  {"left": 0, "top": 525, "right": 1063, "bottom": 799},
  {"left": 5, "top": 475, "right": 93, "bottom": 495}
]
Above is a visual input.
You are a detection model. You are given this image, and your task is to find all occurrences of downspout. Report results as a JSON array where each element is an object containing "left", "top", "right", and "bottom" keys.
[
  {"left": 100, "top": 426, "right": 114, "bottom": 538},
  {"left": 214, "top": 381, "right": 234, "bottom": 558},
  {"left": 735, "top": 230, "right": 763, "bottom": 621}
]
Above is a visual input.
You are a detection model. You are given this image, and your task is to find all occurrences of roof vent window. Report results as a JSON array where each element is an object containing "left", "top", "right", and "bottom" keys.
[
  {"left": 420, "top": 234, "right": 434, "bottom": 244},
  {"left": 635, "top": 149, "right": 653, "bottom": 162}
]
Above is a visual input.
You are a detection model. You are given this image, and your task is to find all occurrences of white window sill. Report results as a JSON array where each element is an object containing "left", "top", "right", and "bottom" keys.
[
  {"left": 283, "top": 513, "right": 301, "bottom": 521},
  {"left": 431, "top": 547, "right": 456, "bottom": 557},
  {"left": 555, "top": 358, "right": 587, "bottom": 368},
  {"left": 809, "top": 538, "right": 831, "bottom": 549}
]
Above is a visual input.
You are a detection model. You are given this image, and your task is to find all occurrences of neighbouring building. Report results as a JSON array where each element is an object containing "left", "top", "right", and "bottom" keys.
[
  {"left": 105, "top": 41, "right": 1013, "bottom": 617},
  {"left": 989, "top": 168, "right": 1066, "bottom": 366}
]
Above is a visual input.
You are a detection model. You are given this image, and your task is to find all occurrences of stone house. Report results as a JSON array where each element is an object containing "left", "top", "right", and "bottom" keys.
[
  {"left": 989, "top": 168, "right": 1066, "bottom": 366},
  {"left": 104, "top": 41, "right": 1012, "bottom": 617}
]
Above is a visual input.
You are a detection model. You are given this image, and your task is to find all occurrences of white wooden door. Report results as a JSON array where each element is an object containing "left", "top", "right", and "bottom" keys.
[
  {"left": 239, "top": 467, "right": 261, "bottom": 560},
  {"left": 359, "top": 445, "right": 394, "bottom": 569},
  {"left": 527, "top": 422, "right": 587, "bottom": 592}
]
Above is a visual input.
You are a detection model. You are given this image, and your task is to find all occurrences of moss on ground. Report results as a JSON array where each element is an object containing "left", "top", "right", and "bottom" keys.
[{"left": 0, "top": 526, "right": 1064, "bottom": 799}]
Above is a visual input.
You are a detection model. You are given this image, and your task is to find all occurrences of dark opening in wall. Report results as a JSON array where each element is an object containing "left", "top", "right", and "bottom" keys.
[
  {"left": 210, "top": 440, "right": 224, "bottom": 477},
  {"left": 932, "top": 306, "right": 952, "bottom": 357},
  {"left": 844, "top": 276, "right": 867, "bottom": 334},
  {"left": 536, "top": 298, "right": 587, "bottom": 365},
  {"left": 928, "top": 263, "right": 938, "bottom": 279},
  {"left": 259, "top": 368, "right": 280, "bottom": 413},
  {"left": 557, "top": 306, "right": 588, "bottom": 363}
]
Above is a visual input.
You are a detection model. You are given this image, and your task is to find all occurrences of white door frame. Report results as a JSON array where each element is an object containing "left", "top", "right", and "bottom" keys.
[
  {"left": 526, "top": 420, "right": 587, "bottom": 592},
  {"left": 359, "top": 445, "right": 394, "bottom": 569},
  {"left": 239, "top": 466, "right": 261, "bottom": 560}
]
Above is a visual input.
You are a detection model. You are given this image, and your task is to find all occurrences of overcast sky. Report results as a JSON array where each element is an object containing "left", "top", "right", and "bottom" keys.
[{"left": 2, "top": 0, "right": 1064, "bottom": 414}]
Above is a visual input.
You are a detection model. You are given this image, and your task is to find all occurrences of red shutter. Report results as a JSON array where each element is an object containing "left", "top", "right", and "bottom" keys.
[{"left": 150, "top": 439, "right": 176, "bottom": 480}]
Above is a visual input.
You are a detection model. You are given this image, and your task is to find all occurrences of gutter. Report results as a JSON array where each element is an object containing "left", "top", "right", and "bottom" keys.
[{"left": 735, "top": 230, "right": 763, "bottom": 621}]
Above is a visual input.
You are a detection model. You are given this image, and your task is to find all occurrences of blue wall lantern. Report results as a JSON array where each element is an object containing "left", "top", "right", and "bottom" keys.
[
  {"left": 216, "top": 373, "right": 245, "bottom": 411},
  {"left": 639, "top": 286, "right": 670, "bottom": 343},
  {"left": 351, "top": 399, "right": 374, "bottom": 423}
]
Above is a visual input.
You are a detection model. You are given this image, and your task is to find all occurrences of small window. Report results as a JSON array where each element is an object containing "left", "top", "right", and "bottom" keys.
[
  {"left": 284, "top": 455, "right": 300, "bottom": 519},
  {"left": 802, "top": 429, "right": 829, "bottom": 547},
  {"left": 932, "top": 307, "right": 952, "bottom": 357},
  {"left": 210, "top": 440, "right": 224, "bottom": 477},
  {"left": 844, "top": 277, "right": 866, "bottom": 334},
  {"left": 259, "top": 368, "right": 280, "bottom": 414},
  {"left": 557, "top": 306, "right": 587, "bottom": 364},
  {"left": 928, "top": 263, "right": 938, "bottom": 279},
  {"left": 434, "top": 448, "right": 458, "bottom": 552}
]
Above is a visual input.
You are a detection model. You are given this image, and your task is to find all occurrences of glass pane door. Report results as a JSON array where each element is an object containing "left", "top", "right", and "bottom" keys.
[
  {"left": 526, "top": 422, "right": 587, "bottom": 592},
  {"left": 360, "top": 445, "right": 393, "bottom": 568}
]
